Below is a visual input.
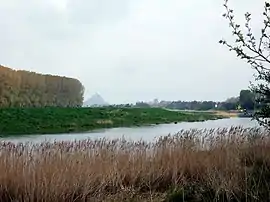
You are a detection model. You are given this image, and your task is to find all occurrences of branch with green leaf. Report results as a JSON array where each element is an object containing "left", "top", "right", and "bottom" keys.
[{"left": 219, "top": 0, "right": 270, "bottom": 128}]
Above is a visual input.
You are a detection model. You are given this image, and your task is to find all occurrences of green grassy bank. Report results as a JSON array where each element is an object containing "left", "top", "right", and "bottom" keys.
[{"left": 0, "top": 107, "right": 223, "bottom": 135}]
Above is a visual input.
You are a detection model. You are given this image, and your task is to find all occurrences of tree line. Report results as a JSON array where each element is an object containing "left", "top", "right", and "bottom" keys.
[
  {"left": 165, "top": 89, "right": 255, "bottom": 111},
  {"left": 0, "top": 65, "right": 84, "bottom": 107}
]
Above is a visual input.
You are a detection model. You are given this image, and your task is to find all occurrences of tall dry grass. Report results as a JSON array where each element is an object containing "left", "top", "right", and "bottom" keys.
[{"left": 0, "top": 127, "right": 269, "bottom": 201}]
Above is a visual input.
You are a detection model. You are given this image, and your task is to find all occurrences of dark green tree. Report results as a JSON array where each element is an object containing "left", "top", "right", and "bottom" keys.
[
  {"left": 219, "top": 0, "right": 270, "bottom": 127},
  {"left": 135, "top": 102, "right": 151, "bottom": 108},
  {"left": 239, "top": 89, "right": 255, "bottom": 110}
]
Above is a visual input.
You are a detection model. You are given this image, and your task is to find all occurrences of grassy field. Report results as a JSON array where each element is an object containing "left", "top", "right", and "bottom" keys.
[
  {"left": 0, "top": 107, "right": 222, "bottom": 135},
  {"left": 0, "top": 127, "right": 268, "bottom": 201}
]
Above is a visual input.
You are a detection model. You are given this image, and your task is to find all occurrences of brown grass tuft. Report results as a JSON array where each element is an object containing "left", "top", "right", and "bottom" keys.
[
  {"left": 96, "top": 119, "right": 114, "bottom": 125},
  {"left": 0, "top": 126, "right": 269, "bottom": 201}
]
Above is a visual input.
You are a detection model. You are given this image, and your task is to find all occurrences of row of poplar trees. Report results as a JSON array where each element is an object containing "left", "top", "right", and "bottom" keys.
[{"left": 0, "top": 65, "right": 84, "bottom": 107}]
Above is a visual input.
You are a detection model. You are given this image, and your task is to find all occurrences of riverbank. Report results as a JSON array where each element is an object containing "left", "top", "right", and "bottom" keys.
[
  {"left": 0, "top": 127, "right": 268, "bottom": 201},
  {"left": 165, "top": 108, "right": 240, "bottom": 118},
  {"left": 0, "top": 107, "right": 222, "bottom": 135},
  {"left": 208, "top": 110, "right": 240, "bottom": 117}
]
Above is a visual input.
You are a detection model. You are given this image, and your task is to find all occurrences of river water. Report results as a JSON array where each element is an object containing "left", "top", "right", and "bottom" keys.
[{"left": 0, "top": 117, "right": 260, "bottom": 144}]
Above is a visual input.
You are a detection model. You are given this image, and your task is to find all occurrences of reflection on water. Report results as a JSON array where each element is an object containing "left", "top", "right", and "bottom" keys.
[{"left": 0, "top": 118, "right": 260, "bottom": 144}]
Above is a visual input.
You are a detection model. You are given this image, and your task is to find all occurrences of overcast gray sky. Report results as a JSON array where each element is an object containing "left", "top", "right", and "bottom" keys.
[{"left": 0, "top": 0, "right": 264, "bottom": 104}]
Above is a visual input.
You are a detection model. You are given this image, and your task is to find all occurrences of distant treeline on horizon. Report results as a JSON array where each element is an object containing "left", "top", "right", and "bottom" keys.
[
  {"left": 0, "top": 64, "right": 255, "bottom": 111},
  {"left": 0, "top": 65, "right": 84, "bottom": 107},
  {"left": 132, "top": 90, "right": 255, "bottom": 111}
]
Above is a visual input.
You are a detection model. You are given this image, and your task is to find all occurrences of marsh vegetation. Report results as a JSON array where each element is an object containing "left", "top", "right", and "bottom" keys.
[{"left": 0, "top": 127, "right": 269, "bottom": 201}]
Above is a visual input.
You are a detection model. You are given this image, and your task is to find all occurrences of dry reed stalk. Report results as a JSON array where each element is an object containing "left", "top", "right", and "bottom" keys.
[{"left": 0, "top": 127, "right": 269, "bottom": 201}]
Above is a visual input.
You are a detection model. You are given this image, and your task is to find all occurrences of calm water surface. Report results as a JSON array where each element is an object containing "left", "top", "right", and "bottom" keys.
[{"left": 1, "top": 118, "right": 260, "bottom": 143}]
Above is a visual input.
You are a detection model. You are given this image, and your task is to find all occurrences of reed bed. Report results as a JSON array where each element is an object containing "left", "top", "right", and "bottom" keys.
[{"left": 0, "top": 127, "right": 269, "bottom": 201}]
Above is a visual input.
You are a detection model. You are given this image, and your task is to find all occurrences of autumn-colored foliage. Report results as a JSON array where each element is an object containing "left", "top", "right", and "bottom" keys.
[{"left": 0, "top": 65, "right": 84, "bottom": 107}]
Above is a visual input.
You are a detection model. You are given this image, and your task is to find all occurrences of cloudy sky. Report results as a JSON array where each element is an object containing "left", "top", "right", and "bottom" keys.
[{"left": 0, "top": 0, "right": 264, "bottom": 104}]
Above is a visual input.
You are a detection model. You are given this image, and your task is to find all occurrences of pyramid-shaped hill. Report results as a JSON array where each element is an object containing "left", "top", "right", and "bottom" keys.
[{"left": 83, "top": 93, "right": 109, "bottom": 107}]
